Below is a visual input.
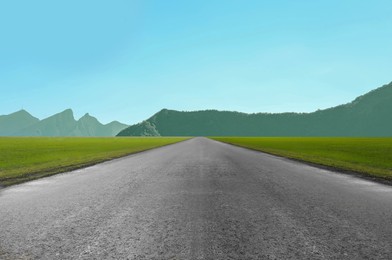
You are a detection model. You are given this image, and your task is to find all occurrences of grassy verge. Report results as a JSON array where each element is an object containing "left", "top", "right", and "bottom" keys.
[
  {"left": 0, "top": 137, "right": 188, "bottom": 186},
  {"left": 211, "top": 137, "right": 392, "bottom": 181}
]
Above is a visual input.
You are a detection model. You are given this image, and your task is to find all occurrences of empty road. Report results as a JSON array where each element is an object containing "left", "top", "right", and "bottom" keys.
[{"left": 1, "top": 137, "right": 392, "bottom": 259}]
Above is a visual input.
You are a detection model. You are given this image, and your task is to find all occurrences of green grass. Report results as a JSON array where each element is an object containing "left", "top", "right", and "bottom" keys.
[
  {"left": 211, "top": 137, "right": 392, "bottom": 180},
  {"left": 0, "top": 137, "right": 188, "bottom": 186}
]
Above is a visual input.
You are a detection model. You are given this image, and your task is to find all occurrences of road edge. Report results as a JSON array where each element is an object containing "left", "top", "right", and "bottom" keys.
[
  {"left": 0, "top": 137, "right": 193, "bottom": 188},
  {"left": 210, "top": 138, "right": 392, "bottom": 186}
]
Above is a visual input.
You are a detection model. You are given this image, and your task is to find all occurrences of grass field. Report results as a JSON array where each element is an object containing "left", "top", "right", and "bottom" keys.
[
  {"left": 0, "top": 137, "right": 188, "bottom": 186},
  {"left": 211, "top": 137, "right": 392, "bottom": 181}
]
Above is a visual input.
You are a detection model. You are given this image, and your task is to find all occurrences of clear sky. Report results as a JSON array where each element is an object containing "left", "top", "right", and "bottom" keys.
[{"left": 1, "top": 0, "right": 392, "bottom": 124}]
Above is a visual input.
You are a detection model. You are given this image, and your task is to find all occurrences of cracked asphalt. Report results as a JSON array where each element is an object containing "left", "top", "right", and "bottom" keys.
[{"left": 1, "top": 137, "right": 392, "bottom": 259}]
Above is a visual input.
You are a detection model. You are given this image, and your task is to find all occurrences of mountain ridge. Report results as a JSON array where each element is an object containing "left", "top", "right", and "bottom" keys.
[
  {"left": 118, "top": 82, "right": 392, "bottom": 137},
  {"left": 0, "top": 109, "right": 40, "bottom": 136},
  {"left": 1, "top": 109, "right": 128, "bottom": 137}
]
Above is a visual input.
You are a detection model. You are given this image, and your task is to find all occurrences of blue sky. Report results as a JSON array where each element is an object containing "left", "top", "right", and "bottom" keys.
[{"left": 1, "top": 0, "right": 392, "bottom": 124}]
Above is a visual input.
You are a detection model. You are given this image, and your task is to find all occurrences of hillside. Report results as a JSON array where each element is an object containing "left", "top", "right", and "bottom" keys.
[
  {"left": 1, "top": 109, "right": 128, "bottom": 137},
  {"left": 0, "top": 110, "right": 39, "bottom": 136},
  {"left": 117, "top": 82, "right": 392, "bottom": 137}
]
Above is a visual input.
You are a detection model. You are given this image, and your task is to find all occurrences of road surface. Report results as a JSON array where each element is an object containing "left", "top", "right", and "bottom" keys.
[{"left": 1, "top": 137, "right": 392, "bottom": 259}]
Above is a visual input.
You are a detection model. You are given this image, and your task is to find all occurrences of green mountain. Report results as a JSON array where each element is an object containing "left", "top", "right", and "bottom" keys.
[
  {"left": 72, "top": 113, "right": 129, "bottom": 136},
  {"left": 0, "top": 109, "right": 39, "bottom": 135},
  {"left": 105, "top": 121, "right": 133, "bottom": 136},
  {"left": 118, "top": 82, "right": 392, "bottom": 137},
  {"left": 1, "top": 109, "right": 128, "bottom": 136}
]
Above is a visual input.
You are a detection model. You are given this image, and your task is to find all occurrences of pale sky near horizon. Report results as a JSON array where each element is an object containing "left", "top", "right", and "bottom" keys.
[{"left": 1, "top": 0, "right": 392, "bottom": 124}]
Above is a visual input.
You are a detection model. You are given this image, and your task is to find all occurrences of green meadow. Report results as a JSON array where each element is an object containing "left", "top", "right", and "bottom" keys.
[
  {"left": 211, "top": 137, "right": 392, "bottom": 180},
  {"left": 0, "top": 137, "right": 188, "bottom": 186}
]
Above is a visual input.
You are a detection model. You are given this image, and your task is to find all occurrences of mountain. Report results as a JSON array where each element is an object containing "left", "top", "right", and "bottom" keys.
[
  {"left": 104, "top": 121, "right": 133, "bottom": 136},
  {"left": 117, "top": 82, "right": 392, "bottom": 137},
  {"left": 1, "top": 109, "right": 128, "bottom": 136},
  {"left": 72, "top": 113, "right": 129, "bottom": 136},
  {"left": 15, "top": 109, "right": 78, "bottom": 136},
  {"left": 0, "top": 109, "right": 40, "bottom": 135}
]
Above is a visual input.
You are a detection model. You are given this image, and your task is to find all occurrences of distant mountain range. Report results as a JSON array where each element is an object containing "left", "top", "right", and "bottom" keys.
[
  {"left": 0, "top": 109, "right": 128, "bottom": 136},
  {"left": 118, "top": 82, "right": 392, "bottom": 137}
]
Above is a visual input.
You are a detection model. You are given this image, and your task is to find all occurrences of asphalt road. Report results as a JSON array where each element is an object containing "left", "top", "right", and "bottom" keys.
[{"left": 1, "top": 137, "right": 392, "bottom": 259}]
